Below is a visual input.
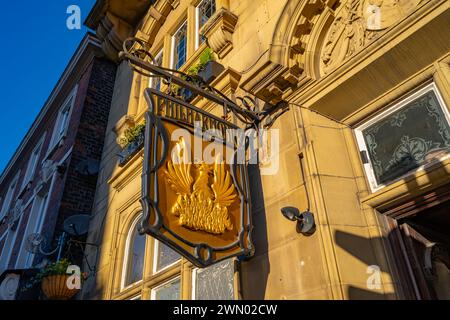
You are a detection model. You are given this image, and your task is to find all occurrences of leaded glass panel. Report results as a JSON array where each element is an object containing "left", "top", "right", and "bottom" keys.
[
  {"left": 362, "top": 89, "right": 450, "bottom": 186},
  {"left": 198, "top": 0, "right": 216, "bottom": 44},
  {"left": 173, "top": 23, "right": 187, "bottom": 70},
  {"left": 152, "top": 278, "right": 181, "bottom": 300},
  {"left": 154, "top": 241, "right": 181, "bottom": 273},
  {"left": 124, "top": 223, "right": 146, "bottom": 287},
  {"left": 193, "top": 259, "right": 234, "bottom": 300}
]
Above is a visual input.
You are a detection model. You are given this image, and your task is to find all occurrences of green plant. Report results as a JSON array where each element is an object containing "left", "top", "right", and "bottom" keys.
[
  {"left": 186, "top": 47, "right": 215, "bottom": 76},
  {"left": 168, "top": 48, "right": 215, "bottom": 99},
  {"left": 119, "top": 122, "right": 146, "bottom": 147},
  {"left": 169, "top": 83, "right": 182, "bottom": 96},
  {"left": 21, "top": 259, "right": 88, "bottom": 292},
  {"left": 35, "top": 259, "right": 71, "bottom": 279}
]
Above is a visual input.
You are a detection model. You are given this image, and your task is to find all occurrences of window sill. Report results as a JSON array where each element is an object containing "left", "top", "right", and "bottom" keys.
[
  {"left": 18, "top": 181, "right": 32, "bottom": 199},
  {"left": 45, "top": 137, "right": 65, "bottom": 160},
  {"left": 114, "top": 281, "right": 144, "bottom": 300},
  {"left": 152, "top": 260, "right": 182, "bottom": 277},
  {"left": 361, "top": 155, "right": 450, "bottom": 217}
]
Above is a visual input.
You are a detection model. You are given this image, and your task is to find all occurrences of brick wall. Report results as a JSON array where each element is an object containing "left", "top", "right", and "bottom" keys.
[
  {"left": 0, "top": 54, "right": 117, "bottom": 272},
  {"left": 51, "top": 57, "right": 116, "bottom": 265}
]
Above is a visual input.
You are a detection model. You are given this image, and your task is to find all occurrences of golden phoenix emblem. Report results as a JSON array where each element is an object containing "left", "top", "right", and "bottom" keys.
[{"left": 164, "top": 138, "right": 237, "bottom": 235}]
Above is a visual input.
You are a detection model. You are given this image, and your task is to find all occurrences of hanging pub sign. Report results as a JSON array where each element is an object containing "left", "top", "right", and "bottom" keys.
[{"left": 140, "top": 88, "right": 254, "bottom": 268}]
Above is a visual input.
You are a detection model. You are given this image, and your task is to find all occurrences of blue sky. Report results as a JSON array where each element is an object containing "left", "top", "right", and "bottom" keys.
[{"left": 0, "top": 1, "right": 96, "bottom": 174}]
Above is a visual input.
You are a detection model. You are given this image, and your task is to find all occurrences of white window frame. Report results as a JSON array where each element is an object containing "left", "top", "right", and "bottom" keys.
[
  {"left": 14, "top": 147, "right": 71, "bottom": 269},
  {"left": 0, "top": 206, "right": 26, "bottom": 273},
  {"left": 14, "top": 191, "right": 51, "bottom": 269},
  {"left": 152, "top": 240, "right": 181, "bottom": 275},
  {"left": 20, "top": 135, "right": 45, "bottom": 192},
  {"left": 0, "top": 172, "right": 20, "bottom": 221},
  {"left": 47, "top": 85, "right": 78, "bottom": 155},
  {"left": 0, "top": 232, "right": 6, "bottom": 256},
  {"left": 355, "top": 82, "right": 450, "bottom": 192},
  {"left": 121, "top": 214, "right": 145, "bottom": 290},
  {"left": 171, "top": 21, "right": 188, "bottom": 70},
  {"left": 195, "top": 0, "right": 216, "bottom": 50},
  {"left": 191, "top": 259, "right": 235, "bottom": 300},
  {"left": 191, "top": 266, "right": 201, "bottom": 300},
  {"left": 150, "top": 276, "right": 181, "bottom": 300},
  {"left": 149, "top": 49, "right": 164, "bottom": 90}
]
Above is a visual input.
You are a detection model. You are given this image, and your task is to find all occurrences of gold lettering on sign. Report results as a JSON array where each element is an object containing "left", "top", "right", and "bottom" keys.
[{"left": 165, "top": 138, "right": 237, "bottom": 235}]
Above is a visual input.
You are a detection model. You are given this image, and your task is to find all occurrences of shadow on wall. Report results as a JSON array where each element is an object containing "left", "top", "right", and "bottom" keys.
[
  {"left": 336, "top": 156, "right": 450, "bottom": 300},
  {"left": 334, "top": 230, "right": 394, "bottom": 300},
  {"left": 80, "top": 61, "right": 136, "bottom": 300},
  {"left": 239, "top": 164, "right": 270, "bottom": 300}
]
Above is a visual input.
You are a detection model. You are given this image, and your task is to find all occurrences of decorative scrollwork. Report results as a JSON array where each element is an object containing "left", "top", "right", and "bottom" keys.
[{"left": 120, "top": 37, "right": 289, "bottom": 130}]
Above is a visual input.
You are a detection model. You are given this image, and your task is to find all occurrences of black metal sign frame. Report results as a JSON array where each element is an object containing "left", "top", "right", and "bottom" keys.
[{"left": 139, "top": 89, "right": 254, "bottom": 268}]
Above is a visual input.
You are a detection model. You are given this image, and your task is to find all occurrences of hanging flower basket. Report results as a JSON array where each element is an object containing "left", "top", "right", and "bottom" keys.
[{"left": 41, "top": 275, "right": 79, "bottom": 300}]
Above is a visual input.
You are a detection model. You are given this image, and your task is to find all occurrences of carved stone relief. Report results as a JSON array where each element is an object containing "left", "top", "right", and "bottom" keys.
[{"left": 320, "top": 0, "right": 422, "bottom": 74}]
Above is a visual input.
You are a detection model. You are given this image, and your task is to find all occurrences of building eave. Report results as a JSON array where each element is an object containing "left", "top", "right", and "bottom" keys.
[
  {"left": 84, "top": 0, "right": 153, "bottom": 30},
  {"left": 85, "top": 0, "right": 109, "bottom": 30}
]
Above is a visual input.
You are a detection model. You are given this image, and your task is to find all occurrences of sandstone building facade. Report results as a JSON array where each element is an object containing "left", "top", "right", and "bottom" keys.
[{"left": 82, "top": 0, "right": 450, "bottom": 300}]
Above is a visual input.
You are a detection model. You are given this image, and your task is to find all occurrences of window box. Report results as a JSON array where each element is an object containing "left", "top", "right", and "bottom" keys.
[
  {"left": 118, "top": 130, "right": 145, "bottom": 167},
  {"left": 41, "top": 275, "right": 79, "bottom": 300},
  {"left": 198, "top": 60, "right": 224, "bottom": 84}
]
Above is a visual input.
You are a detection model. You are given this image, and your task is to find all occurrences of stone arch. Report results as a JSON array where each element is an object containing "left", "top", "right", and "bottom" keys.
[
  {"left": 269, "top": 0, "right": 339, "bottom": 71},
  {"left": 251, "top": 0, "right": 424, "bottom": 104},
  {"left": 245, "top": 0, "right": 339, "bottom": 104}
]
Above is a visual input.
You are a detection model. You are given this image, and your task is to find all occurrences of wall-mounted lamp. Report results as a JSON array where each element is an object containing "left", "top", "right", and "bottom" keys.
[{"left": 281, "top": 207, "right": 316, "bottom": 236}]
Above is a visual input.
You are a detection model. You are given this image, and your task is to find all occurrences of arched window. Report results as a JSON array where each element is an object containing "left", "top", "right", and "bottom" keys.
[{"left": 122, "top": 215, "right": 146, "bottom": 288}]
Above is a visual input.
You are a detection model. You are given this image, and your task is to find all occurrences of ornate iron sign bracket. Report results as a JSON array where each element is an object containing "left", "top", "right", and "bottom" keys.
[
  {"left": 119, "top": 37, "right": 289, "bottom": 131},
  {"left": 118, "top": 38, "right": 290, "bottom": 268}
]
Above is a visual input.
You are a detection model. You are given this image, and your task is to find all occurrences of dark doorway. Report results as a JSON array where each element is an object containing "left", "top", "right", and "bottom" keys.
[{"left": 398, "top": 200, "right": 450, "bottom": 300}]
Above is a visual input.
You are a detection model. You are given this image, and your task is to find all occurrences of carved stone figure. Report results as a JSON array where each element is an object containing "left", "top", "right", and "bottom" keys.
[
  {"left": 322, "top": 0, "right": 366, "bottom": 74},
  {"left": 321, "top": 0, "right": 422, "bottom": 74}
]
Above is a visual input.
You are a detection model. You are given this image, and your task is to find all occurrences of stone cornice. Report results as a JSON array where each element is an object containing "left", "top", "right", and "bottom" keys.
[
  {"left": 85, "top": 0, "right": 155, "bottom": 62},
  {"left": 85, "top": 0, "right": 152, "bottom": 30},
  {"left": 240, "top": 0, "right": 447, "bottom": 117},
  {"left": 200, "top": 7, "right": 238, "bottom": 59}
]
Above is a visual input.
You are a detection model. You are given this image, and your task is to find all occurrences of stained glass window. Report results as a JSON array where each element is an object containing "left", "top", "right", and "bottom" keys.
[
  {"left": 173, "top": 22, "right": 187, "bottom": 70},
  {"left": 123, "top": 218, "right": 146, "bottom": 287},
  {"left": 152, "top": 278, "right": 181, "bottom": 300},
  {"left": 357, "top": 84, "right": 450, "bottom": 189},
  {"left": 154, "top": 241, "right": 181, "bottom": 273},
  {"left": 197, "top": 0, "right": 216, "bottom": 46},
  {"left": 193, "top": 259, "right": 235, "bottom": 300}
]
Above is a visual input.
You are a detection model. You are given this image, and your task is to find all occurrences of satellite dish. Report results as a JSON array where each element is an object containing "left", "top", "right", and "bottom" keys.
[
  {"left": 63, "top": 214, "right": 91, "bottom": 236},
  {"left": 25, "top": 233, "right": 46, "bottom": 254},
  {"left": 75, "top": 160, "right": 100, "bottom": 176}
]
